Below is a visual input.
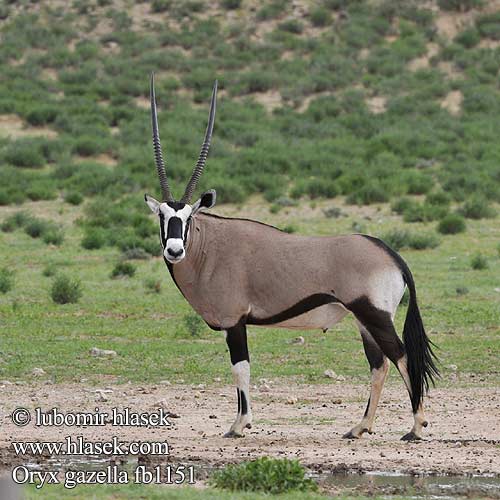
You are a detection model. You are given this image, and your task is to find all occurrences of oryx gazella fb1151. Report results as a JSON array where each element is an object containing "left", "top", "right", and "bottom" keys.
[{"left": 144, "top": 74, "right": 439, "bottom": 441}]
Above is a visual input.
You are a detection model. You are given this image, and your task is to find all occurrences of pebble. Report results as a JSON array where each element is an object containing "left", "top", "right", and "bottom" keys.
[
  {"left": 286, "top": 396, "right": 298, "bottom": 405},
  {"left": 292, "top": 336, "right": 305, "bottom": 345},
  {"left": 32, "top": 368, "right": 46, "bottom": 377},
  {"left": 90, "top": 347, "right": 117, "bottom": 358}
]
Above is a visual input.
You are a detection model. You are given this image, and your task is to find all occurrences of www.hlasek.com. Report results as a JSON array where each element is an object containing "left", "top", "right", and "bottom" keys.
[{"left": 10, "top": 407, "right": 195, "bottom": 489}]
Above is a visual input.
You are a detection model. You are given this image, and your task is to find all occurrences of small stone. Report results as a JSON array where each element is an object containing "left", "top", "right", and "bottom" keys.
[
  {"left": 336, "top": 375, "right": 346, "bottom": 382},
  {"left": 213, "top": 377, "right": 221, "bottom": 382},
  {"left": 332, "top": 398, "right": 342, "bottom": 404},
  {"left": 159, "top": 380, "right": 171, "bottom": 385},
  {"left": 286, "top": 397, "right": 298, "bottom": 405},
  {"left": 209, "top": 414, "right": 217, "bottom": 419},
  {"left": 153, "top": 399, "right": 169, "bottom": 410},
  {"left": 324, "top": 369, "right": 336, "bottom": 379},
  {"left": 260, "top": 384, "right": 271, "bottom": 392},
  {"left": 95, "top": 391, "right": 108, "bottom": 402},
  {"left": 32, "top": 368, "right": 46, "bottom": 377},
  {"left": 90, "top": 347, "right": 117, "bottom": 358},
  {"left": 447, "top": 364, "right": 458, "bottom": 372},
  {"left": 292, "top": 336, "right": 305, "bottom": 345}
]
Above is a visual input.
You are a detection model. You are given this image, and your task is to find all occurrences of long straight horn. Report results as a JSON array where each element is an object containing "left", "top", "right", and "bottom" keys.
[
  {"left": 180, "top": 80, "right": 218, "bottom": 204},
  {"left": 150, "top": 72, "right": 173, "bottom": 202}
]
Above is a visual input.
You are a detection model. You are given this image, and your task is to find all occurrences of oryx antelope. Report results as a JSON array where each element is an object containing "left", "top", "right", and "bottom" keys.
[{"left": 145, "top": 74, "right": 439, "bottom": 441}]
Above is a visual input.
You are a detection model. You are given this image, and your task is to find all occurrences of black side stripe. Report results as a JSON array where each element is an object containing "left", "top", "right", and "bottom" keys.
[{"left": 247, "top": 293, "right": 341, "bottom": 326}]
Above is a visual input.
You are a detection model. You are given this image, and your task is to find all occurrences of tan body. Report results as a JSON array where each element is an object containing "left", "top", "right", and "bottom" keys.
[{"left": 171, "top": 213, "right": 403, "bottom": 331}]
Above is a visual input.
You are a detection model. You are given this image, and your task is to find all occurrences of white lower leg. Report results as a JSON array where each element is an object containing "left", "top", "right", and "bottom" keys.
[
  {"left": 228, "top": 360, "right": 252, "bottom": 436},
  {"left": 348, "top": 358, "right": 389, "bottom": 437},
  {"left": 397, "top": 356, "right": 428, "bottom": 439}
]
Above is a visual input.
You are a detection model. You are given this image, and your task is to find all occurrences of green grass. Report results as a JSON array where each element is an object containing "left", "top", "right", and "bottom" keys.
[
  {"left": 0, "top": 199, "right": 498, "bottom": 386},
  {"left": 22, "top": 483, "right": 350, "bottom": 500}
]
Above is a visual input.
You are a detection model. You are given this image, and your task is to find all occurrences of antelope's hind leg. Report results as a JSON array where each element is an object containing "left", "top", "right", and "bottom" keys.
[
  {"left": 224, "top": 322, "right": 252, "bottom": 438},
  {"left": 343, "top": 324, "right": 389, "bottom": 439}
]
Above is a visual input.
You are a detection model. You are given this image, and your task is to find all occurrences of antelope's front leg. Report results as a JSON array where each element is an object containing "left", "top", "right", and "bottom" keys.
[{"left": 224, "top": 323, "right": 252, "bottom": 438}]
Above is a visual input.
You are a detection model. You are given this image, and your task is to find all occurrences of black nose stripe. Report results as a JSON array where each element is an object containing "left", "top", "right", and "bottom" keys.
[{"left": 167, "top": 217, "right": 183, "bottom": 239}]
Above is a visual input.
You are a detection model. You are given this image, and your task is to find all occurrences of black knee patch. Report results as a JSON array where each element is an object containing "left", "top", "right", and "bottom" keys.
[
  {"left": 226, "top": 323, "right": 249, "bottom": 365},
  {"left": 349, "top": 296, "right": 405, "bottom": 364}
]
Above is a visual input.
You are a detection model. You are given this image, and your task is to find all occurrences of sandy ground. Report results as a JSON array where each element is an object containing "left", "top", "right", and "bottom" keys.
[{"left": 0, "top": 381, "right": 499, "bottom": 477}]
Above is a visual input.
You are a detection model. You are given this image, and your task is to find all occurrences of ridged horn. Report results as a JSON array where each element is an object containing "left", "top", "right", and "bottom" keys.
[
  {"left": 180, "top": 80, "right": 218, "bottom": 204},
  {"left": 150, "top": 72, "right": 174, "bottom": 202}
]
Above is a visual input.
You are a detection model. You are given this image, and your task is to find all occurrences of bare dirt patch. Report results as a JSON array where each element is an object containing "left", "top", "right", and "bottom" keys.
[
  {"left": 441, "top": 89, "right": 463, "bottom": 116},
  {"left": 0, "top": 114, "right": 58, "bottom": 140},
  {"left": 1, "top": 382, "right": 498, "bottom": 476}
]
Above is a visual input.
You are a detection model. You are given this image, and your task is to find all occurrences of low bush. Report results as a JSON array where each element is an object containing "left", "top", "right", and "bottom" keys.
[
  {"left": 278, "top": 19, "right": 304, "bottom": 34},
  {"left": 0, "top": 267, "right": 14, "bottom": 294},
  {"left": 144, "top": 277, "right": 161, "bottom": 294},
  {"left": 437, "top": 213, "right": 466, "bottom": 234},
  {"left": 437, "top": 0, "right": 482, "bottom": 11},
  {"left": 110, "top": 261, "right": 136, "bottom": 278},
  {"left": 310, "top": 7, "right": 332, "bottom": 27},
  {"left": 382, "top": 229, "right": 440, "bottom": 251},
  {"left": 42, "top": 263, "right": 57, "bottom": 277},
  {"left": 209, "top": 457, "right": 318, "bottom": 494},
  {"left": 220, "top": 0, "right": 241, "bottom": 9},
  {"left": 459, "top": 197, "right": 496, "bottom": 219},
  {"left": 64, "top": 191, "right": 84, "bottom": 206},
  {"left": 25, "top": 218, "right": 51, "bottom": 238},
  {"left": 42, "top": 229, "right": 64, "bottom": 246},
  {"left": 470, "top": 253, "right": 488, "bottom": 270},
  {"left": 183, "top": 311, "right": 205, "bottom": 337},
  {"left": 51, "top": 274, "right": 82, "bottom": 304},
  {"left": 81, "top": 228, "right": 106, "bottom": 250},
  {"left": 1, "top": 212, "right": 31, "bottom": 232},
  {"left": 3, "top": 139, "right": 45, "bottom": 168}
]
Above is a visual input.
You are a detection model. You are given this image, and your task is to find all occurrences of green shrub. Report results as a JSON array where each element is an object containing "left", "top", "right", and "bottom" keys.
[
  {"left": 81, "top": 228, "right": 105, "bottom": 250},
  {"left": 282, "top": 224, "right": 297, "bottom": 234},
  {"left": 391, "top": 197, "right": 414, "bottom": 215},
  {"left": 278, "top": 19, "right": 304, "bottom": 34},
  {"left": 476, "top": 12, "right": 500, "bottom": 40},
  {"left": 1, "top": 212, "right": 31, "bottom": 232},
  {"left": 471, "top": 253, "right": 488, "bottom": 270},
  {"left": 25, "top": 105, "right": 58, "bottom": 126},
  {"left": 3, "top": 139, "right": 45, "bottom": 168},
  {"left": 459, "top": 197, "right": 496, "bottom": 219},
  {"left": 346, "top": 184, "right": 389, "bottom": 205},
  {"left": 42, "top": 263, "right": 57, "bottom": 277},
  {"left": 455, "top": 28, "right": 480, "bottom": 48},
  {"left": 456, "top": 286, "right": 469, "bottom": 295},
  {"left": 110, "top": 261, "right": 136, "bottom": 278},
  {"left": 310, "top": 7, "right": 332, "bottom": 27},
  {"left": 437, "top": 213, "right": 466, "bottom": 234},
  {"left": 323, "top": 206, "right": 343, "bottom": 218},
  {"left": 25, "top": 218, "right": 50, "bottom": 238},
  {"left": 437, "top": 0, "right": 482, "bottom": 11},
  {"left": 64, "top": 191, "right": 83, "bottom": 206},
  {"left": 43, "top": 229, "right": 64, "bottom": 246},
  {"left": 220, "top": 0, "right": 241, "bottom": 9},
  {"left": 51, "top": 274, "right": 82, "bottom": 304},
  {"left": 426, "top": 191, "right": 451, "bottom": 207},
  {"left": 209, "top": 457, "right": 318, "bottom": 494},
  {"left": 183, "top": 311, "right": 205, "bottom": 337},
  {"left": 382, "top": 229, "right": 440, "bottom": 251},
  {"left": 144, "top": 277, "right": 161, "bottom": 294},
  {"left": 403, "top": 202, "right": 448, "bottom": 223},
  {"left": 0, "top": 267, "right": 14, "bottom": 294}
]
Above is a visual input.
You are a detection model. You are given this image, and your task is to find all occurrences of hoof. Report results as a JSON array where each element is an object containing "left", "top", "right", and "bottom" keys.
[
  {"left": 342, "top": 431, "right": 360, "bottom": 439},
  {"left": 401, "top": 431, "right": 422, "bottom": 441},
  {"left": 223, "top": 430, "right": 244, "bottom": 438}
]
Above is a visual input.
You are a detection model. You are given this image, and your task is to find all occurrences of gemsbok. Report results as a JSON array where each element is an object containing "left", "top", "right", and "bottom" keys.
[{"left": 145, "top": 74, "right": 439, "bottom": 441}]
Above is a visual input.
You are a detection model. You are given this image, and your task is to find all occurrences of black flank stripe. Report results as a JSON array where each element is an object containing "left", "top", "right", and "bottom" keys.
[{"left": 247, "top": 293, "right": 341, "bottom": 326}]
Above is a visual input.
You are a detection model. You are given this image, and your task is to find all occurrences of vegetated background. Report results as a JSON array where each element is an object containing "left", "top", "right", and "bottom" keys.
[{"left": 0, "top": 0, "right": 498, "bottom": 386}]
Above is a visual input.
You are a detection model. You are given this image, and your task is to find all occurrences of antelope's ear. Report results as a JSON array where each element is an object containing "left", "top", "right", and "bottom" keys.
[
  {"left": 192, "top": 189, "right": 216, "bottom": 214},
  {"left": 144, "top": 194, "right": 161, "bottom": 215}
]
